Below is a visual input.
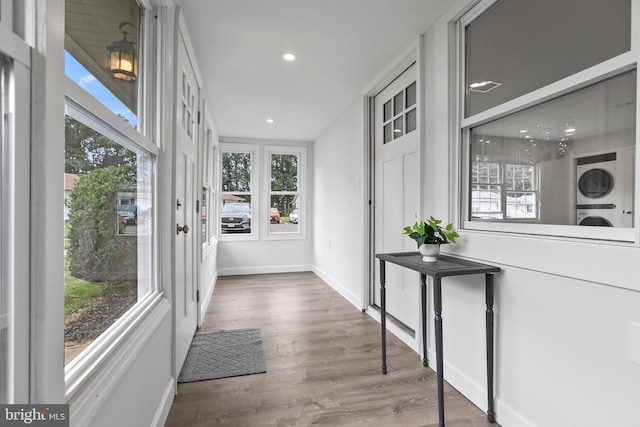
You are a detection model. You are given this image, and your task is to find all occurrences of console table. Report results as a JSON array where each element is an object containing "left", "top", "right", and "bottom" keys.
[{"left": 376, "top": 251, "right": 500, "bottom": 427}]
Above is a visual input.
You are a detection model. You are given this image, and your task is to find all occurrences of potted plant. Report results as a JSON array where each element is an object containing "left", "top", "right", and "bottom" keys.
[{"left": 403, "top": 216, "right": 460, "bottom": 262}]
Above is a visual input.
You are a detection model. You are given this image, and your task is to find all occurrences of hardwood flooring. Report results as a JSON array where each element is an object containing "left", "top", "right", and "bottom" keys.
[{"left": 164, "top": 272, "right": 498, "bottom": 427}]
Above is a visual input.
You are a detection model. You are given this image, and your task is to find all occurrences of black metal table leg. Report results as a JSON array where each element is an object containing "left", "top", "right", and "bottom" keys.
[
  {"left": 380, "top": 260, "right": 387, "bottom": 374},
  {"left": 421, "top": 273, "right": 428, "bottom": 367},
  {"left": 486, "top": 273, "right": 496, "bottom": 423},
  {"left": 434, "top": 277, "right": 445, "bottom": 427}
]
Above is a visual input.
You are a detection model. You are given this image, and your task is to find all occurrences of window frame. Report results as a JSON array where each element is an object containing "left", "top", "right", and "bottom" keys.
[
  {"left": 201, "top": 127, "right": 217, "bottom": 254},
  {"left": 0, "top": 13, "right": 31, "bottom": 403},
  {"left": 458, "top": 0, "right": 640, "bottom": 244},
  {"left": 263, "top": 145, "right": 307, "bottom": 240},
  {"left": 219, "top": 143, "right": 259, "bottom": 241}
]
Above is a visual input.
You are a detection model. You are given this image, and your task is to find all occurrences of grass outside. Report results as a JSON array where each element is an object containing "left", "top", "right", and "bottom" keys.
[
  {"left": 64, "top": 224, "right": 106, "bottom": 317},
  {"left": 64, "top": 256, "right": 106, "bottom": 316}
]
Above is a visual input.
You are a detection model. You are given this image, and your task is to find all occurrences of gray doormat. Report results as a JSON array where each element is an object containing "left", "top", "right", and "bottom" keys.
[{"left": 178, "top": 328, "right": 267, "bottom": 383}]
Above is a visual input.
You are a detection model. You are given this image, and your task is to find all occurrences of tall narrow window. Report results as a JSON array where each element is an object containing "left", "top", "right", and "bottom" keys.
[
  {"left": 220, "top": 150, "right": 253, "bottom": 236},
  {"left": 269, "top": 152, "right": 300, "bottom": 234},
  {"left": 64, "top": 113, "right": 154, "bottom": 365},
  {"left": 63, "top": 0, "right": 159, "bottom": 367},
  {"left": 202, "top": 129, "right": 216, "bottom": 245},
  {"left": 0, "top": 54, "right": 8, "bottom": 403}
]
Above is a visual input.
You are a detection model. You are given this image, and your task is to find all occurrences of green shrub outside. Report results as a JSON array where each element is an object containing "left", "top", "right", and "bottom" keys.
[{"left": 66, "top": 165, "right": 137, "bottom": 283}]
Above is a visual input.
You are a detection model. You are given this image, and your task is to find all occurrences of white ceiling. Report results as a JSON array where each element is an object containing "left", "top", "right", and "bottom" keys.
[{"left": 178, "top": 0, "right": 451, "bottom": 141}]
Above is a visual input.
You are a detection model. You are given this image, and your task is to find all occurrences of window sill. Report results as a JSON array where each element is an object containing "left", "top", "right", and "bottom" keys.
[
  {"left": 450, "top": 228, "right": 640, "bottom": 292},
  {"left": 65, "top": 292, "right": 170, "bottom": 425}
]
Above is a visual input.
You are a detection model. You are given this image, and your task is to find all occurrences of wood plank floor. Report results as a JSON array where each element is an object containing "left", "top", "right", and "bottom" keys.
[{"left": 165, "top": 272, "right": 499, "bottom": 427}]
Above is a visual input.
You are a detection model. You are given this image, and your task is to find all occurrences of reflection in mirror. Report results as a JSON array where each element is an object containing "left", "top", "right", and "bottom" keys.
[{"left": 470, "top": 70, "right": 636, "bottom": 228}]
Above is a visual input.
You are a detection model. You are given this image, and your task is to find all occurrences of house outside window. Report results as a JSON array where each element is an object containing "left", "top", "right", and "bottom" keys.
[{"left": 460, "top": 0, "right": 637, "bottom": 242}]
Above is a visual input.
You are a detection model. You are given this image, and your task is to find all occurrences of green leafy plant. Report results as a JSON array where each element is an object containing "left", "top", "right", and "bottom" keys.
[{"left": 403, "top": 216, "right": 460, "bottom": 248}]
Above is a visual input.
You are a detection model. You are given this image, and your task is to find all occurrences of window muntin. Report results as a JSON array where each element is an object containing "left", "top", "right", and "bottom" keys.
[
  {"left": 269, "top": 153, "right": 299, "bottom": 234},
  {"left": 382, "top": 80, "right": 417, "bottom": 143},
  {"left": 220, "top": 151, "right": 254, "bottom": 236},
  {"left": 64, "top": 113, "right": 154, "bottom": 365},
  {"left": 467, "top": 70, "right": 636, "bottom": 232},
  {"left": 64, "top": 0, "right": 141, "bottom": 127},
  {"left": 471, "top": 162, "right": 538, "bottom": 220},
  {"left": 465, "top": 0, "right": 631, "bottom": 117}
]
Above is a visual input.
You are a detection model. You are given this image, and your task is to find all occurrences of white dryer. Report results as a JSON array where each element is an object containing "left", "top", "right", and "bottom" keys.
[
  {"left": 576, "top": 152, "right": 623, "bottom": 227},
  {"left": 576, "top": 152, "right": 618, "bottom": 207}
]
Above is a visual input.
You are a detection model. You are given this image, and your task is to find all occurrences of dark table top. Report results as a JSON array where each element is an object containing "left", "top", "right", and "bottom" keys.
[{"left": 376, "top": 252, "right": 501, "bottom": 278}]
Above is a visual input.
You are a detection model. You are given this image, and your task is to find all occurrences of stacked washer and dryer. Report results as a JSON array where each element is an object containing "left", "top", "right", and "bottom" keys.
[{"left": 576, "top": 150, "right": 634, "bottom": 227}]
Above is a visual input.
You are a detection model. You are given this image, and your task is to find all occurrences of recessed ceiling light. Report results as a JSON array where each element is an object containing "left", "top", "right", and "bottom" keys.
[
  {"left": 283, "top": 53, "right": 296, "bottom": 62},
  {"left": 266, "top": 118, "right": 275, "bottom": 124}
]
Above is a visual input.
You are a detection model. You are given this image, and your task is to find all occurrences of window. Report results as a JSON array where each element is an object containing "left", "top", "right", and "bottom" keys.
[
  {"left": 1, "top": 6, "right": 31, "bottom": 402},
  {"left": 267, "top": 148, "right": 307, "bottom": 237},
  {"left": 0, "top": 53, "right": 8, "bottom": 404},
  {"left": 63, "top": 112, "right": 154, "bottom": 364},
  {"left": 63, "top": 0, "right": 158, "bottom": 367},
  {"left": 65, "top": 0, "right": 141, "bottom": 127},
  {"left": 220, "top": 147, "right": 256, "bottom": 237},
  {"left": 202, "top": 129, "right": 216, "bottom": 246},
  {"left": 471, "top": 162, "right": 538, "bottom": 220},
  {"left": 383, "top": 80, "right": 417, "bottom": 143},
  {"left": 461, "top": 0, "right": 637, "bottom": 242}
]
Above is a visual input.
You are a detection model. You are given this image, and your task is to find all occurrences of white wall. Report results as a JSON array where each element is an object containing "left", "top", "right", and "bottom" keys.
[
  {"left": 312, "top": 100, "right": 366, "bottom": 308},
  {"left": 88, "top": 311, "right": 173, "bottom": 427},
  {"left": 200, "top": 243, "right": 218, "bottom": 324}
]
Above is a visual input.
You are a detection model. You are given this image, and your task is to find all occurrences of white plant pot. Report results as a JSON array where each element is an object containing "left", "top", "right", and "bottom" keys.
[{"left": 419, "top": 244, "right": 440, "bottom": 262}]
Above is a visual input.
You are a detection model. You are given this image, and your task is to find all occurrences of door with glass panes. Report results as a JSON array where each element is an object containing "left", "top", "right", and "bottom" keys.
[{"left": 373, "top": 63, "right": 420, "bottom": 336}]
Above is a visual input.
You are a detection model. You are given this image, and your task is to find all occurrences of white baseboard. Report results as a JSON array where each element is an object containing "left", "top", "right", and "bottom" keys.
[
  {"left": 199, "top": 271, "right": 217, "bottom": 326},
  {"left": 218, "top": 264, "right": 312, "bottom": 276},
  {"left": 423, "top": 347, "right": 537, "bottom": 427},
  {"left": 152, "top": 378, "right": 176, "bottom": 427},
  {"left": 365, "top": 307, "right": 420, "bottom": 354},
  {"left": 312, "top": 266, "right": 361, "bottom": 309}
]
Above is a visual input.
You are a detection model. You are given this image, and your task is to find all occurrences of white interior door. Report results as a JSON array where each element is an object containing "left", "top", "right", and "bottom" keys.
[
  {"left": 175, "top": 27, "right": 199, "bottom": 375},
  {"left": 373, "top": 63, "right": 420, "bottom": 333}
]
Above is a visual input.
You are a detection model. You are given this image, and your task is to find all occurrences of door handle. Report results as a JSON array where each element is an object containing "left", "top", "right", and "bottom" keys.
[{"left": 176, "top": 224, "right": 190, "bottom": 234}]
